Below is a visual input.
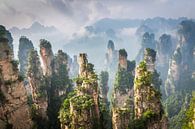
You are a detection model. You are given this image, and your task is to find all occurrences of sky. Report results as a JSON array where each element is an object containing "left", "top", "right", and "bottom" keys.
[{"left": 0, "top": 0, "right": 195, "bottom": 37}]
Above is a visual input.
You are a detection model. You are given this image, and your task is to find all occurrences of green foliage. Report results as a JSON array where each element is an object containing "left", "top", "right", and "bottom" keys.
[
  {"left": 119, "top": 49, "right": 127, "bottom": 57},
  {"left": 128, "top": 110, "right": 157, "bottom": 129},
  {"left": 48, "top": 62, "right": 73, "bottom": 129},
  {"left": 114, "top": 68, "right": 133, "bottom": 93},
  {"left": 134, "top": 61, "right": 152, "bottom": 89},
  {"left": 99, "top": 71, "right": 109, "bottom": 86},
  {"left": 71, "top": 95, "right": 94, "bottom": 109},
  {"left": 10, "top": 60, "right": 19, "bottom": 71},
  {"left": 151, "top": 70, "right": 162, "bottom": 91},
  {"left": 127, "top": 60, "right": 136, "bottom": 72},
  {"left": 182, "top": 91, "right": 195, "bottom": 129},
  {"left": 52, "top": 64, "right": 72, "bottom": 91},
  {"left": 99, "top": 71, "right": 109, "bottom": 96},
  {"left": 18, "top": 74, "right": 25, "bottom": 82},
  {"left": 164, "top": 91, "right": 191, "bottom": 129},
  {"left": 143, "top": 110, "right": 156, "bottom": 119},
  {"left": 114, "top": 60, "right": 135, "bottom": 94},
  {"left": 58, "top": 91, "right": 94, "bottom": 125},
  {"left": 39, "top": 39, "right": 51, "bottom": 49},
  {"left": 87, "top": 63, "right": 95, "bottom": 72},
  {"left": 145, "top": 48, "right": 156, "bottom": 62}
]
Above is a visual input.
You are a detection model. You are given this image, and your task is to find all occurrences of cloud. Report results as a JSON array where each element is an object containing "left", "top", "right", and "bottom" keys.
[{"left": 0, "top": 0, "right": 195, "bottom": 38}]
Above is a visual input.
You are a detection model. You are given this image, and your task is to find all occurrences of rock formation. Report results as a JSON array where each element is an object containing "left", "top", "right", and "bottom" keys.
[
  {"left": 59, "top": 53, "right": 100, "bottom": 129},
  {"left": 99, "top": 71, "right": 109, "bottom": 104},
  {"left": 99, "top": 71, "right": 112, "bottom": 129},
  {"left": 0, "top": 25, "right": 13, "bottom": 50},
  {"left": 39, "top": 39, "right": 54, "bottom": 77},
  {"left": 165, "top": 20, "right": 195, "bottom": 96},
  {"left": 70, "top": 55, "right": 79, "bottom": 78},
  {"left": 136, "top": 32, "right": 156, "bottom": 63},
  {"left": 27, "top": 49, "right": 48, "bottom": 128},
  {"left": 156, "top": 34, "right": 172, "bottom": 80},
  {"left": 18, "top": 36, "right": 34, "bottom": 76},
  {"left": 0, "top": 31, "right": 33, "bottom": 129},
  {"left": 105, "top": 40, "right": 118, "bottom": 72},
  {"left": 48, "top": 49, "right": 72, "bottom": 129},
  {"left": 112, "top": 49, "right": 135, "bottom": 129},
  {"left": 134, "top": 48, "right": 167, "bottom": 129}
]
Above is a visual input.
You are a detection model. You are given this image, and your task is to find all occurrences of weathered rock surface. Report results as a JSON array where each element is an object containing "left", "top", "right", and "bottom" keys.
[
  {"left": 18, "top": 36, "right": 34, "bottom": 76},
  {"left": 134, "top": 48, "right": 167, "bottom": 129},
  {"left": 27, "top": 49, "right": 48, "bottom": 121},
  {"left": 165, "top": 20, "right": 195, "bottom": 96},
  {"left": 112, "top": 49, "right": 135, "bottom": 129},
  {"left": 59, "top": 53, "right": 100, "bottom": 129},
  {"left": 0, "top": 34, "right": 33, "bottom": 129},
  {"left": 40, "top": 39, "right": 54, "bottom": 76}
]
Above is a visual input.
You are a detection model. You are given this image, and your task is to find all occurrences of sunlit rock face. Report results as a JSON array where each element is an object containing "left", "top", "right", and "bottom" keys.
[
  {"left": 112, "top": 49, "right": 135, "bottom": 129},
  {"left": 27, "top": 49, "right": 48, "bottom": 121},
  {"left": 18, "top": 36, "right": 34, "bottom": 76},
  {"left": 134, "top": 49, "right": 168, "bottom": 129},
  {"left": 78, "top": 53, "right": 100, "bottom": 120},
  {"left": 165, "top": 20, "right": 195, "bottom": 96},
  {"left": 60, "top": 53, "right": 100, "bottom": 129},
  {"left": 0, "top": 34, "right": 33, "bottom": 129},
  {"left": 39, "top": 39, "right": 54, "bottom": 76},
  {"left": 136, "top": 32, "right": 156, "bottom": 63}
]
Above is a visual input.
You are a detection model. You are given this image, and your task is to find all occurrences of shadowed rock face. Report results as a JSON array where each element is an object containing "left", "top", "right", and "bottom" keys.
[
  {"left": 112, "top": 49, "right": 135, "bottom": 129},
  {"left": 0, "top": 35, "right": 33, "bottom": 129},
  {"left": 39, "top": 39, "right": 54, "bottom": 76},
  {"left": 0, "top": 25, "right": 13, "bottom": 50},
  {"left": 18, "top": 36, "right": 34, "bottom": 76},
  {"left": 105, "top": 40, "right": 118, "bottom": 72},
  {"left": 156, "top": 34, "right": 173, "bottom": 90},
  {"left": 165, "top": 20, "right": 195, "bottom": 96},
  {"left": 136, "top": 32, "right": 157, "bottom": 63},
  {"left": 27, "top": 49, "right": 48, "bottom": 121},
  {"left": 60, "top": 53, "right": 100, "bottom": 129},
  {"left": 144, "top": 48, "right": 156, "bottom": 72}
]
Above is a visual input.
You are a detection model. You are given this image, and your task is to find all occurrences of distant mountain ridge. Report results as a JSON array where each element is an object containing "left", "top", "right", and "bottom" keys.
[{"left": 10, "top": 22, "right": 57, "bottom": 35}]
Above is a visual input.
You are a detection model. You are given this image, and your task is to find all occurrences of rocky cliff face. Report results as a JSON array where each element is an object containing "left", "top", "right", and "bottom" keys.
[
  {"left": 52, "top": 50, "right": 71, "bottom": 96},
  {"left": 99, "top": 71, "right": 109, "bottom": 104},
  {"left": 165, "top": 20, "right": 195, "bottom": 96},
  {"left": 40, "top": 39, "right": 54, "bottom": 76},
  {"left": 59, "top": 53, "right": 100, "bottom": 129},
  {"left": 134, "top": 48, "right": 167, "bottom": 129},
  {"left": 27, "top": 49, "right": 48, "bottom": 128},
  {"left": 112, "top": 49, "right": 135, "bottom": 129},
  {"left": 156, "top": 34, "right": 172, "bottom": 80},
  {"left": 0, "top": 25, "right": 13, "bottom": 50},
  {"left": 18, "top": 36, "right": 34, "bottom": 76},
  {"left": 0, "top": 35, "right": 33, "bottom": 129}
]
